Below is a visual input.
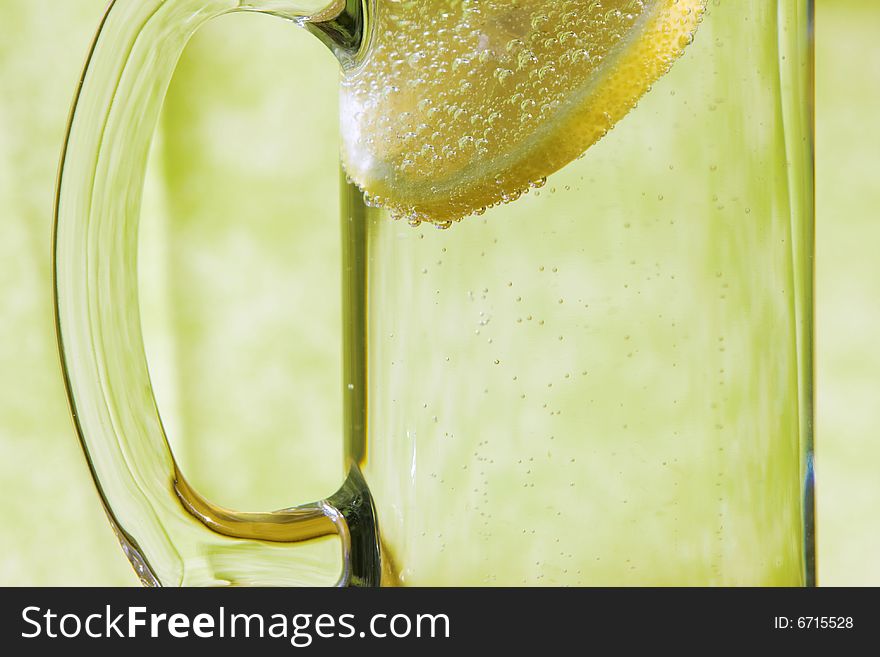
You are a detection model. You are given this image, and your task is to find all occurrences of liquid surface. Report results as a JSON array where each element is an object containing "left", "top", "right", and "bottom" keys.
[{"left": 341, "top": 0, "right": 704, "bottom": 225}]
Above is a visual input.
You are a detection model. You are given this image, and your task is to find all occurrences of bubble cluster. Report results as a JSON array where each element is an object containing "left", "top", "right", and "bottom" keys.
[{"left": 340, "top": 0, "right": 705, "bottom": 225}]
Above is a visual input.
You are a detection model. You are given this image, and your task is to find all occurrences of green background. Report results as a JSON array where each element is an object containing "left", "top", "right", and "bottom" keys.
[{"left": 0, "top": 0, "right": 876, "bottom": 586}]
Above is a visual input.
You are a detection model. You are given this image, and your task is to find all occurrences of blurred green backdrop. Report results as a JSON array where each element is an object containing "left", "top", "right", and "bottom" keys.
[{"left": 0, "top": 0, "right": 875, "bottom": 586}]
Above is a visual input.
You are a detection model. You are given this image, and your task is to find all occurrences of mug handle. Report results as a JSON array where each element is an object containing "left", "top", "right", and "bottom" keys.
[{"left": 53, "top": 0, "right": 379, "bottom": 586}]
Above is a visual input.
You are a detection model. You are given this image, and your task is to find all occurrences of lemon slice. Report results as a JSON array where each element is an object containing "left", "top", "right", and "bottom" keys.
[{"left": 341, "top": 0, "right": 705, "bottom": 226}]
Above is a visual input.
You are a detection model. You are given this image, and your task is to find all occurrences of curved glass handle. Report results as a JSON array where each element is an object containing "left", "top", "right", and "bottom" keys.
[{"left": 53, "top": 0, "right": 379, "bottom": 586}]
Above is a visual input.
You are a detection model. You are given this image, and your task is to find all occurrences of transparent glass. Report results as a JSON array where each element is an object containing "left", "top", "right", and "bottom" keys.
[
  {"left": 55, "top": 0, "right": 814, "bottom": 586},
  {"left": 361, "top": 0, "right": 815, "bottom": 585},
  {"left": 349, "top": 0, "right": 813, "bottom": 585},
  {"left": 54, "top": 0, "right": 379, "bottom": 587}
]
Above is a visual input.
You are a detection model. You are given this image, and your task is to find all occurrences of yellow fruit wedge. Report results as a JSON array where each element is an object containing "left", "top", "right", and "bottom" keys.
[{"left": 340, "top": 0, "right": 705, "bottom": 226}]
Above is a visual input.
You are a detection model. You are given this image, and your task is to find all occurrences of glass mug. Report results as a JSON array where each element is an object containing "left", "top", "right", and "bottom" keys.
[{"left": 54, "top": 0, "right": 814, "bottom": 586}]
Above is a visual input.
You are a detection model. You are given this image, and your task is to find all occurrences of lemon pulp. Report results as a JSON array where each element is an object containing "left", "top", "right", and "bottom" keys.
[{"left": 341, "top": 0, "right": 705, "bottom": 226}]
